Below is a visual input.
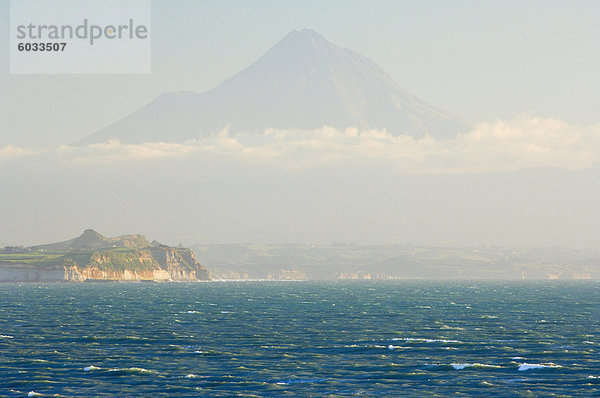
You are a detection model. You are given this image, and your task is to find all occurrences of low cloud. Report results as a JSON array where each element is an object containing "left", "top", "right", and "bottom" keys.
[
  {"left": 58, "top": 140, "right": 200, "bottom": 163},
  {"left": 454, "top": 116, "right": 600, "bottom": 172},
  {"left": 2, "top": 115, "right": 599, "bottom": 173},
  {"left": 0, "top": 145, "right": 42, "bottom": 161}
]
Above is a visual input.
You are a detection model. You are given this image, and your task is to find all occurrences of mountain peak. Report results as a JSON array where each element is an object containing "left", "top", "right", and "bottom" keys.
[
  {"left": 76, "top": 29, "right": 468, "bottom": 145},
  {"left": 74, "top": 229, "right": 107, "bottom": 249},
  {"left": 288, "top": 28, "right": 326, "bottom": 40},
  {"left": 81, "top": 229, "right": 103, "bottom": 238},
  {"left": 267, "top": 28, "right": 337, "bottom": 58}
]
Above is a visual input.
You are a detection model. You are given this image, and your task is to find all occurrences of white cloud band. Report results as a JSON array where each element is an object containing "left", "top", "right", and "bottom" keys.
[{"left": 2, "top": 115, "right": 599, "bottom": 174}]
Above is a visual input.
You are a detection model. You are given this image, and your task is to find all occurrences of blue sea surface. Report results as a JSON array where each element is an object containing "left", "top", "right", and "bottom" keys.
[{"left": 0, "top": 281, "right": 599, "bottom": 397}]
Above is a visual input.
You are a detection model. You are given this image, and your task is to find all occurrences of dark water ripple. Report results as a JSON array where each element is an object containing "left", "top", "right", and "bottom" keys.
[{"left": 0, "top": 281, "right": 599, "bottom": 397}]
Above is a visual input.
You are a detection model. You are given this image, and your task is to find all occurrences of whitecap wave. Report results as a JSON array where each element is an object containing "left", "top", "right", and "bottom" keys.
[
  {"left": 451, "top": 363, "right": 501, "bottom": 370},
  {"left": 83, "top": 365, "right": 101, "bottom": 372},
  {"left": 518, "top": 363, "right": 561, "bottom": 371},
  {"left": 108, "top": 367, "right": 157, "bottom": 374},
  {"left": 393, "top": 337, "right": 461, "bottom": 343},
  {"left": 441, "top": 325, "right": 465, "bottom": 330},
  {"left": 0, "top": 335, "right": 14, "bottom": 339},
  {"left": 451, "top": 363, "right": 472, "bottom": 370}
]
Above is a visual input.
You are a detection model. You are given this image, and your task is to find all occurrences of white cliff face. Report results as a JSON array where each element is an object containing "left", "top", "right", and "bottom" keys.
[
  {"left": 61, "top": 266, "right": 202, "bottom": 281},
  {"left": 77, "top": 29, "right": 468, "bottom": 145}
]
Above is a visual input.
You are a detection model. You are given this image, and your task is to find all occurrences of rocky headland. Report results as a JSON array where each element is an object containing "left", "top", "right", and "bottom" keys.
[{"left": 0, "top": 229, "right": 211, "bottom": 282}]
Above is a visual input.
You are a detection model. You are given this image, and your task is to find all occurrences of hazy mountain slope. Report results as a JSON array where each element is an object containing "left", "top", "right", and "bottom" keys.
[{"left": 77, "top": 29, "right": 468, "bottom": 145}]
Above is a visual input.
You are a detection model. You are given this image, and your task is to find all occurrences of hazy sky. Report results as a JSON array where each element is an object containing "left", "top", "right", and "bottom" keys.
[
  {"left": 1, "top": 0, "right": 599, "bottom": 147},
  {"left": 0, "top": 0, "right": 599, "bottom": 248}
]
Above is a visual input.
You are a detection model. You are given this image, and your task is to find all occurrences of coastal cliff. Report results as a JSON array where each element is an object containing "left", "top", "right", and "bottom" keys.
[{"left": 0, "top": 230, "right": 211, "bottom": 282}]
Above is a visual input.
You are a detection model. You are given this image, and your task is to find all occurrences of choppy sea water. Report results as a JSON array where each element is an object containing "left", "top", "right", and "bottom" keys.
[{"left": 0, "top": 281, "right": 599, "bottom": 397}]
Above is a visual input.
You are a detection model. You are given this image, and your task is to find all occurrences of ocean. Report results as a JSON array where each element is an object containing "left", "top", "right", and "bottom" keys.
[{"left": 0, "top": 281, "right": 599, "bottom": 397}]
